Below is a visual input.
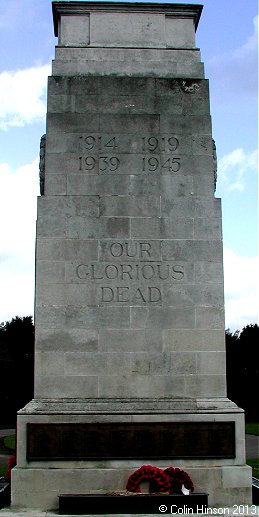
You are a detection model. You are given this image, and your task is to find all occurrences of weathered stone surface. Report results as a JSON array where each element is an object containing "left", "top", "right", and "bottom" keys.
[{"left": 12, "top": 2, "right": 251, "bottom": 510}]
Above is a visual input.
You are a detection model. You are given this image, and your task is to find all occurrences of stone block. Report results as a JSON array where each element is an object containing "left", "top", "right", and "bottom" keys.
[
  {"left": 194, "top": 217, "right": 222, "bottom": 240},
  {"left": 163, "top": 329, "right": 226, "bottom": 352},
  {"left": 100, "top": 195, "right": 161, "bottom": 217},
  {"left": 36, "top": 283, "right": 97, "bottom": 307},
  {"left": 222, "top": 466, "right": 252, "bottom": 488},
  {"left": 61, "top": 14, "right": 90, "bottom": 46},
  {"left": 170, "top": 352, "right": 197, "bottom": 374},
  {"left": 67, "top": 174, "right": 131, "bottom": 195},
  {"left": 46, "top": 113, "right": 100, "bottom": 135},
  {"left": 194, "top": 262, "right": 223, "bottom": 285},
  {"left": 35, "top": 306, "right": 67, "bottom": 328},
  {"left": 131, "top": 352, "right": 172, "bottom": 375},
  {"left": 129, "top": 175, "right": 162, "bottom": 196},
  {"left": 90, "top": 12, "right": 166, "bottom": 48},
  {"left": 100, "top": 114, "right": 159, "bottom": 133},
  {"left": 36, "top": 260, "right": 65, "bottom": 284},
  {"left": 195, "top": 307, "right": 225, "bottom": 329},
  {"left": 65, "top": 306, "right": 130, "bottom": 329},
  {"left": 98, "top": 374, "right": 185, "bottom": 398},
  {"left": 185, "top": 374, "right": 226, "bottom": 397},
  {"left": 143, "top": 307, "right": 195, "bottom": 329},
  {"left": 44, "top": 174, "right": 67, "bottom": 195},
  {"left": 35, "top": 351, "right": 64, "bottom": 376},
  {"left": 193, "top": 170, "right": 215, "bottom": 196},
  {"left": 162, "top": 239, "right": 223, "bottom": 262},
  {"left": 99, "top": 328, "right": 163, "bottom": 353},
  {"left": 64, "top": 352, "right": 107, "bottom": 376},
  {"left": 36, "top": 328, "right": 98, "bottom": 352},
  {"left": 100, "top": 76, "right": 155, "bottom": 96},
  {"left": 36, "top": 238, "right": 98, "bottom": 262},
  {"left": 54, "top": 47, "right": 202, "bottom": 68},
  {"left": 52, "top": 57, "right": 205, "bottom": 78},
  {"left": 47, "top": 93, "right": 75, "bottom": 113},
  {"left": 131, "top": 217, "right": 193, "bottom": 239},
  {"left": 196, "top": 351, "right": 226, "bottom": 375},
  {"left": 48, "top": 75, "right": 99, "bottom": 96},
  {"left": 45, "top": 153, "right": 79, "bottom": 175},
  {"left": 75, "top": 93, "right": 155, "bottom": 115},
  {"left": 37, "top": 196, "right": 99, "bottom": 218},
  {"left": 165, "top": 16, "right": 195, "bottom": 48},
  {"left": 160, "top": 114, "right": 212, "bottom": 135},
  {"left": 68, "top": 216, "right": 130, "bottom": 239},
  {"left": 170, "top": 283, "right": 224, "bottom": 308},
  {"left": 36, "top": 217, "right": 67, "bottom": 238},
  {"left": 35, "top": 375, "right": 98, "bottom": 398}
]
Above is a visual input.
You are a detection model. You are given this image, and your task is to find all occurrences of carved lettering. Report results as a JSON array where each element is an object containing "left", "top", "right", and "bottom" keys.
[
  {"left": 77, "top": 134, "right": 182, "bottom": 174},
  {"left": 109, "top": 241, "right": 153, "bottom": 259},
  {"left": 79, "top": 156, "right": 120, "bottom": 172},
  {"left": 79, "top": 135, "right": 118, "bottom": 151},
  {"left": 101, "top": 287, "right": 114, "bottom": 302},
  {"left": 76, "top": 263, "right": 184, "bottom": 282},
  {"left": 142, "top": 136, "right": 179, "bottom": 152},
  {"left": 172, "top": 264, "right": 184, "bottom": 280},
  {"left": 142, "top": 264, "right": 155, "bottom": 280},
  {"left": 142, "top": 156, "right": 181, "bottom": 173},
  {"left": 121, "top": 264, "right": 133, "bottom": 280},
  {"left": 139, "top": 242, "right": 151, "bottom": 258},
  {"left": 99, "top": 286, "right": 162, "bottom": 303}
]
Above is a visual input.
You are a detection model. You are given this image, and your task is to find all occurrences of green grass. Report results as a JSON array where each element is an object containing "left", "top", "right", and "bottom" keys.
[
  {"left": 247, "top": 458, "right": 259, "bottom": 478},
  {"left": 0, "top": 465, "right": 7, "bottom": 477},
  {"left": 246, "top": 423, "right": 259, "bottom": 436},
  {"left": 3, "top": 435, "right": 15, "bottom": 451}
]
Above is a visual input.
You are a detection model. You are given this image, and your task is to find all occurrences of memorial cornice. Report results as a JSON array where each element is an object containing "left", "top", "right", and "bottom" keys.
[{"left": 52, "top": 2, "right": 203, "bottom": 36}]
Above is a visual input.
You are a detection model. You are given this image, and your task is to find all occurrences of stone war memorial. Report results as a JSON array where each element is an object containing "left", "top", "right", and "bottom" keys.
[{"left": 11, "top": 0, "right": 252, "bottom": 511}]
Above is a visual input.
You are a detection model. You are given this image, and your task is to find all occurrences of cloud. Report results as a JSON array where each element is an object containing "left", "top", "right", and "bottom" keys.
[
  {"left": 217, "top": 148, "right": 258, "bottom": 192},
  {"left": 223, "top": 248, "right": 259, "bottom": 332},
  {"left": 0, "top": 64, "right": 51, "bottom": 130},
  {"left": 234, "top": 14, "right": 258, "bottom": 58},
  {"left": 207, "top": 15, "right": 258, "bottom": 97},
  {"left": 0, "top": 159, "right": 39, "bottom": 323}
]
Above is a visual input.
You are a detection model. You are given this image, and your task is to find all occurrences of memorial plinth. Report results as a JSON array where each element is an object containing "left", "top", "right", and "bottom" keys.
[{"left": 12, "top": 1, "right": 252, "bottom": 510}]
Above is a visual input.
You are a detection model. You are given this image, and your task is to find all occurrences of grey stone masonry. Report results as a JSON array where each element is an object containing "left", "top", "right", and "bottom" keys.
[
  {"left": 12, "top": 3, "right": 252, "bottom": 510},
  {"left": 37, "top": 68, "right": 226, "bottom": 400}
]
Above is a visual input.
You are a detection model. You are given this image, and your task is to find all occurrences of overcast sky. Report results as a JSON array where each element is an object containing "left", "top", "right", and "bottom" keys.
[{"left": 0, "top": 0, "right": 258, "bottom": 331}]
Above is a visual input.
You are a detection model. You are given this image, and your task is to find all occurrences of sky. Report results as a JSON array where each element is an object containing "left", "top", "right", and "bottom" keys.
[{"left": 0, "top": 0, "right": 258, "bottom": 332}]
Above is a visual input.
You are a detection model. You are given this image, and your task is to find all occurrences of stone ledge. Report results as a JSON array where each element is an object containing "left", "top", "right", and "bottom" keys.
[{"left": 18, "top": 398, "right": 242, "bottom": 415}]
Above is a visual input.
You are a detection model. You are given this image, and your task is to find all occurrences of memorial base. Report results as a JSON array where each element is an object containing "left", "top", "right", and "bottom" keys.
[{"left": 11, "top": 398, "right": 252, "bottom": 510}]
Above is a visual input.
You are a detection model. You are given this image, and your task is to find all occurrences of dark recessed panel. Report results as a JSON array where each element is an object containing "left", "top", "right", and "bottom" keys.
[{"left": 27, "top": 422, "right": 235, "bottom": 461}]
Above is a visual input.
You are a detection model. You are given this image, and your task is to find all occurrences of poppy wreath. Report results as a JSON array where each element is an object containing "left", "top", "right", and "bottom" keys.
[
  {"left": 164, "top": 467, "right": 194, "bottom": 494},
  {"left": 126, "top": 465, "right": 171, "bottom": 493}
]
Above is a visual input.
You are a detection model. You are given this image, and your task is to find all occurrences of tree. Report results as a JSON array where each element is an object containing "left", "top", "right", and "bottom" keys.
[
  {"left": 226, "top": 324, "right": 259, "bottom": 421},
  {"left": 0, "top": 316, "right": 34, "bottom": 424}
]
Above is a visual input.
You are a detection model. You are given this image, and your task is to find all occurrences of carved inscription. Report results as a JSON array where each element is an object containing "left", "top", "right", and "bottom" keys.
[
  {"left": 79, "top": 155, "right": 120, "bottom": 172},
  {"left": 141, "top": 136, "right": 179, "bottom": 152},
  {"left": 27, "top": 422, "right": 236, "bottom": 460},
  {"left": 78, "top": 134, "right": 181, "bottom": 174},
  {"left": 142, "top": 156, "right": 180, "bottom": 172},
  {"left": 76, "top": 131, "right": 186, "bottom": 304},
  {"left": 76, "top": 263, "right": 184, "bottom": 281},
  {"left": 76, "top": 241, "right": 184, "bottom": 304}
]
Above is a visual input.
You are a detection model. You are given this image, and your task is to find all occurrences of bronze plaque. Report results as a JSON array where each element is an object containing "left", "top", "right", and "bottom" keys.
[{"left": 27, "top": 422, "right": 235, "bottom": 461}]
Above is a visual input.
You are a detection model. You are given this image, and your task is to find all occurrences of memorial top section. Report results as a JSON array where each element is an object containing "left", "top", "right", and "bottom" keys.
[{"left": 52, "top": 2, "right": 203, "bottom": 49}]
